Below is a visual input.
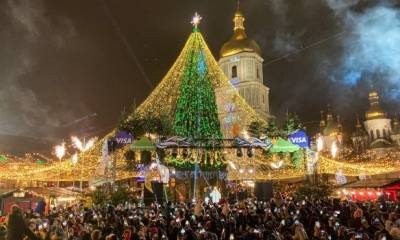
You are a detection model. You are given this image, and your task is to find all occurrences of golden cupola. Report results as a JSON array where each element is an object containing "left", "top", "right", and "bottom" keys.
[
  {"left": 219, "top": 3, "right": 262, "bottom": 58},
  {"left": 365, "top": 90, "right": 386, "bottom": 120}
]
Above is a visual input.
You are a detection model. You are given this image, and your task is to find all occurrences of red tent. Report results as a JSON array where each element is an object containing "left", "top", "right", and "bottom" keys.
[{"left": 341, "top": 179, "right": 400, "bottom": 202}]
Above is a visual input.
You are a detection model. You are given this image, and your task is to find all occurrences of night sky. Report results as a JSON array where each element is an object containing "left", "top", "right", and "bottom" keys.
[{"left": 1, "top": 0, "right": 400, "bottom": 154}]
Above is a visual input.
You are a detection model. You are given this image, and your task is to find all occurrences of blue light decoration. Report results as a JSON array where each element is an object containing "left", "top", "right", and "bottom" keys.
[{"left": 198, "top": 50, "right": 206, "bottom": 75}]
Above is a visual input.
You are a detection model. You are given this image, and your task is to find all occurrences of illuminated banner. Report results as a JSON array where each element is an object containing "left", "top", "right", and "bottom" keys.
[
  {"left": 113, "top": 131, "right": 134, "bottom": 147},
  {"left": 289, "top": 130, "right": 309, "bottom": 148}
]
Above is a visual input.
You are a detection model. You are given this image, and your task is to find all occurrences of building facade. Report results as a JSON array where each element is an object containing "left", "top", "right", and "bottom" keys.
[
  {"left": 351, "top": 90, "right": 400, "bottom": 150},
  {"left": 363, "top": 91, "right": 393, "bottom": 148},
  {"left": 319, "top": 106, "right": 343, "bottom": 151}
]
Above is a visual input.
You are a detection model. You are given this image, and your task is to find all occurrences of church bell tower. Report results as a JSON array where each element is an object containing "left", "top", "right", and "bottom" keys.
[{"left": 218, "top": 2, "right": 271, "bottom": 120}]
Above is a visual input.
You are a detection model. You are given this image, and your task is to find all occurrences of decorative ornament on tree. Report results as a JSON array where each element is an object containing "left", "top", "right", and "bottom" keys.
[{"left": 191, "top": 12, "right": 202, "bottom": 28}]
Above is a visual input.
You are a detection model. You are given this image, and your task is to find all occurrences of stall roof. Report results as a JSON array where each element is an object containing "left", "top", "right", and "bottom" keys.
[
  {"left": 130, "top": 137, "right": 155, "bottom": 151},
  {"left": 343, "top": 178, "right": 400, "bottom": 188},
  {"left": 0, "top": 189, "right": 17, "bottom": 197},
  {"left": 270, "top": 138, "right": 300, "bottom": 153}
]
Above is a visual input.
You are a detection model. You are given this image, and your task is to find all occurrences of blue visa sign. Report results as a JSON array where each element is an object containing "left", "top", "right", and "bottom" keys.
[
  {"left": 289, "top": 130, "right": 309, "bottom": 148},
  {"left": 114, "top": 131, "right": 134, "bottom": 147}
]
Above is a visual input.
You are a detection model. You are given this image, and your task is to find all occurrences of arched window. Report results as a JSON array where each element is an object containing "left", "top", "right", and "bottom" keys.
[
  {"left": 376, "top": 129, "right": 380, "bottom": 138},
  {"left": 231, "top": 66, "right": 237, "bottom": 78},
  {"left": 370, "top": 130, "right": 374, "bottom": 139},
  {"left": 383, "top": 129, "right": 387, "bottom": 138}
]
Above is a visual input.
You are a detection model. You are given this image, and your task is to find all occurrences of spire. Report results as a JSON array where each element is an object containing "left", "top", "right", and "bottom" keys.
[
  {"left": 368, "top": 90, "right": 380, "bottom": 105},
  {"left": 326, "top": 104, "right": 333, "bottom": 121},
  {"left": 233, "top": 0, "right": 245, "bottom": 31},
  {"left": 366, "top": 90, "right": 386, "bottom": 120},
  {"left": 220, "top": 0, "right": 262, "bottom": 57},
  {"left": 337, "top": 115, "right": 342, "bottom": 132}
]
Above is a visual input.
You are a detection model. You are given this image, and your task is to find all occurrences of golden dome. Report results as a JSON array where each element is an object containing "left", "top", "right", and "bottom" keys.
[
  {"left": 365, "top": 90, "right": 386, "bottom": 120},
  {"left": 369, "top": 91, "right": 378, "bottom": 98},
  {"left": 220, "top": 8, "right": 262, "bottom": 58}
]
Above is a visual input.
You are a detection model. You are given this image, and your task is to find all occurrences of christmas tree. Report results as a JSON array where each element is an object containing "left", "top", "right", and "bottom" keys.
[{"left": 174, "top": 26, "right": 222, "bottom": 139}]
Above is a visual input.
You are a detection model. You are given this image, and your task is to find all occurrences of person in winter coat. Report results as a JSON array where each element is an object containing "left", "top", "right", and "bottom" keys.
[{"left": 6, "top": 205, "right": 40, "bottom": 240}]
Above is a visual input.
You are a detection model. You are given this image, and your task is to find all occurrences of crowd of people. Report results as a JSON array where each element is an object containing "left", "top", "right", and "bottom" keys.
[{"left": 1, "top": 192, "right": 400, "bottom": 240}]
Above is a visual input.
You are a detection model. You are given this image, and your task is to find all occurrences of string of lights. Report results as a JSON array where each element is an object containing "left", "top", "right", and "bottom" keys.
[{"left": 1, "top": 146, "right": 400, "bottom": 182}]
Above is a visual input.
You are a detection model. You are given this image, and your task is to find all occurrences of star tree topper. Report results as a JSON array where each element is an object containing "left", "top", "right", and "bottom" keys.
[{"left": 191, "top": 12, "right": 202, "bottom": 28}]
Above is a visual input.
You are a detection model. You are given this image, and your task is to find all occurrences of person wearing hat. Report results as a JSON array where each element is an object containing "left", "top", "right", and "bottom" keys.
[{"left": 6, "top": 205, "right": 40, "bottom": 240}]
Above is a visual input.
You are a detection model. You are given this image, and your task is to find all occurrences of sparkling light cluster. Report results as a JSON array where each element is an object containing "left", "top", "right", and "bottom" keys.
[{"left": 1, "top": 145, "right": 400, "bottom": 182}]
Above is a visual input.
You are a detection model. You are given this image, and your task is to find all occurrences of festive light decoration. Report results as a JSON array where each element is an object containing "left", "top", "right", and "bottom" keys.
[
  {"left": 317, "top": 136, "right": 324, "bottom": 152},
  {"left": 331, "top": 141, "right": 338, "bottom": 158},
  {"left": 270, "top": 160, "right": 283, "bottom": 169},
  {"left": 1, "top": 147, "right": 400, "bottom": 182},
  {"left": 228, "top": 161, "right": 237, "bottom": 170}
]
